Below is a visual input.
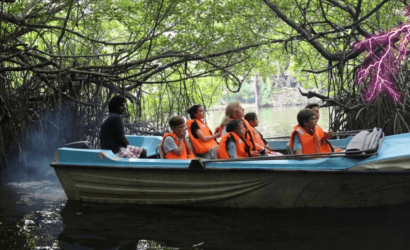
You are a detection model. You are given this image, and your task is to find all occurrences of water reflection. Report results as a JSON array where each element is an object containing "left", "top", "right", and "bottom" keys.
[
  {"left": 59, "top": 201, "right": 410, "bottom": 250},
  {"left": 0, "top": 169, "right": 66, "bottom": 249},
  {"left": 207, "top": 106, "right": 329, "bottom": 138}
]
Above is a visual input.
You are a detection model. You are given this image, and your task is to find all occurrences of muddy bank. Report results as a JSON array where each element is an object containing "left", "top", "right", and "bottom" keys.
[{"left": 213, "top": 88, "right": 326, "bottom": 110}]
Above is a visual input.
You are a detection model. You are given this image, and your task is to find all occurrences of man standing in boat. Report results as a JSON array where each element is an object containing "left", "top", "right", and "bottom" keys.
[
  {"left": 161, "top": 116, "right": 195, "bottom": 159},
  {"left": 289, "top": 109, "right": 332, "bottom": 155},
  {"left": 100, "top": 95, "right": 146, "bottom": 158}
]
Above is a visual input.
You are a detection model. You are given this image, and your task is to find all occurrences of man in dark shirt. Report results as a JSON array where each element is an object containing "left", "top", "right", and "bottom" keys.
[{"left": 100, "top": 95, "right": 146, "bottom": 158}]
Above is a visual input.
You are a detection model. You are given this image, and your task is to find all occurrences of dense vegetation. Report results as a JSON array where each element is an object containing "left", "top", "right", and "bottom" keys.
[{"left": 1, "top": 0, "right": 409, "bottom": 170}]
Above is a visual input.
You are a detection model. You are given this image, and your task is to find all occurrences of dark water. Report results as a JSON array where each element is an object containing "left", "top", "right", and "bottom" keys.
[{"left": 2, "top": 167, "right": 410, "bottom": 249}]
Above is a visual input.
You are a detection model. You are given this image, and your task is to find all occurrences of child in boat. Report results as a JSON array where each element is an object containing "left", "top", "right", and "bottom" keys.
[
  {"left": 100, "top": 95, "right": 147, "bottom": 158},
  {"left": 223, "top": 102, "right": 264, "bottom": 154},
  {"left": 244, "top": 112, "right": 283, "bottom": 156},
  {"left": 289, "top": 108, "right": 332, "bottom": 155},
  {"left": 186, "top": 105, "right": 220, "bottom": 158},
  {"left": 219, "top": 119, "right": 260, "bottom": 159},
  {"left": 305, "top": 103, "right": 342, "bottom": 153},
  {"left": 214, "top": 116, "right": 230, "bottom": 136},
  {"left": 161, "top": 116, "right": 195, "bottom": 159}
]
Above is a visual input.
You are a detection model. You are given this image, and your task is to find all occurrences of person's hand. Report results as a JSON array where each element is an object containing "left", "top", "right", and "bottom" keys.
[
  {"left": 251, "top": 151, "right": 260, "bottom": 157},
  {"left": 325, "top": 130, "right": 333, "bottom": 140},
  {"left": 178, "top": 129, "right": 186, "bottom": 139},
  {"left": 214, "top": 131, "right": 221, "bottom": 138}
]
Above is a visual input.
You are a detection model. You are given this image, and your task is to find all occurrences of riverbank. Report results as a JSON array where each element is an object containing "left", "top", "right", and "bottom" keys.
[{"left": 211, "top": 87, "right": 325, "bottom": 110}]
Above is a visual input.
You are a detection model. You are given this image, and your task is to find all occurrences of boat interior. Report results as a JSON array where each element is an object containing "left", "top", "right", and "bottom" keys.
[{"left": 61, "top": 128, "right": 385, "bottom": 161}]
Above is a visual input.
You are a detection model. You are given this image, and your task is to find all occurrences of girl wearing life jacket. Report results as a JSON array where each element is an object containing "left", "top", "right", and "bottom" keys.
[
  {"left": 218, "top": 119, "right": 260, "bottom": 159},
  {"left": 244, "top": 112, "right": 283, "bottom": 156},
  {"left": 223, "top": 102, "right": 264, "bottom": 153},
  {"left": 186, "top": 105, "right": 220, "bottom": 158},
  {"left": 161, "top": 116, "right": 195, "bottom": 159},
  {"left": 289, "top": 109, "right": 332, "bottom": 155}
]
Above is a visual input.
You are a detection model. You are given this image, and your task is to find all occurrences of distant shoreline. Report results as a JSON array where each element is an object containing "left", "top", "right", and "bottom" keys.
[{"left": 209, "top": 88, "right": 326, "bottom": 111}]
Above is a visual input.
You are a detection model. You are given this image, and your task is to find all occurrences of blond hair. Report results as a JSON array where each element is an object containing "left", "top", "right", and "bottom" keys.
[{"left": 225, "top": 102, "right": 242, "bottom": 119}]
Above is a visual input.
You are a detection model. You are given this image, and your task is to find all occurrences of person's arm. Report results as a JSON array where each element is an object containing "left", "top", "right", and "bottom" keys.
[
  {"left": 185, "top": 138, "right": 193, "bottom": 154},
  {"left": 195, "top": 129, "right": 221, "bottom": 142},
  {"left": 320, "top": 130, "right": 333, "bottom": 145},
  {"left": 170, "top": 129, "right": 188, "bottom": 156},
  {"left": 293, "top": 135, "right": 303, "bottom": 155},
  {"left": 171, "top": 140, "right": 185, "bottom": 156},
  {"left": 250, "top": 151, "right": 261, "bottom": 157},
  {"left": 119, "top": 134, "right": 129, "bottom": 146},
  {"left": 226, "top": 139, "right": 237, "bottom": 158}
]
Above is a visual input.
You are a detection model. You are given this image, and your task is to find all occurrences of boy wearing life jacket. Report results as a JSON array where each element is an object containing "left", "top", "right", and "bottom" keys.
[
  {"left": 161, "top": 116, "right": 195, "bottom": 159},
  {"left": 186, "top": 105, "right": 220, "bottom": 158},
  {"left": 218, "top": 119, "right": 260, "bottom": 159},
  {"left": 289, "top": 109, "right": 332, "bottom": 155},
  {"left": 305, "top": 103, "right": 342, "bottom": 153},
  {"left": 244, "top": 112, "right": 283, "bottom": 156}
]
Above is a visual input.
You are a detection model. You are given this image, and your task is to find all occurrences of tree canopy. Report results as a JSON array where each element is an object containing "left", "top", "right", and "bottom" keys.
[{"left": 1, "top": 0, "right": 410, "bottom": 169}]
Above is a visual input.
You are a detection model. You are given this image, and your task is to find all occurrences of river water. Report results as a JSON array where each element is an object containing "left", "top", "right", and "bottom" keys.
[{"left": 1, "top": 106, "right": 410, "bottom": 250}]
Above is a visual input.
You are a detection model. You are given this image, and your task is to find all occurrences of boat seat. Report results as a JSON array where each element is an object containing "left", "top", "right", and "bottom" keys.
[
  {"left": 62, "top": 141, "right": 91, "bottom": 149},
  {"left": 286, "top": 142, "right": 294, "bottom": 155},
  {"left": 345, "top": 127, "right": 383, "bottom": 154},
  {"left": 209, "top": 145, "right": 219, "bottom": 159},
  {"left": 156, "top": 144, "right": 164, "bottom": 159}
]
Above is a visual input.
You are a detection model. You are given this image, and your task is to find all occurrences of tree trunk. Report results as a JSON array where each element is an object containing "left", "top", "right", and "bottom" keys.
[{"left": 255, "top": 74, "right": 262, "bottom": 108}]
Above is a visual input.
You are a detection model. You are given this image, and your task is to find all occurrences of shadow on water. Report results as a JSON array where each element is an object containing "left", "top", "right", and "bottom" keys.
[
  {"left": 0, "top": 168, "right": 66, "bottom": 249},
  {"left": 59, "top": 201, "right": 410, "bottom": 250}
]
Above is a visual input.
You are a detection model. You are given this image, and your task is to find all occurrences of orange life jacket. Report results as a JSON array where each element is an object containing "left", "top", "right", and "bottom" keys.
[
  {"left": 289, "top": 125, "right": 322, "bottom": 154},
  {"left": 161, "top": 133, "right": 195, "bottom": 159},
  {"left": 291, "top": 124, "right": 334, "bottom": 154},
  {"left": 253, "top": 128, "right": 267, "bottom": 147},
  {"left": 241, "top": 118, "right": 264, "bottom": 151},
  {"left": 186, "top": 119, "right": 218, "bottom": 154},
  {"left": 218, "top": 132, "right": 250, "bottom": 159},
  {"left": 315, "top": 124, "right": 333, "bottom": 153}
]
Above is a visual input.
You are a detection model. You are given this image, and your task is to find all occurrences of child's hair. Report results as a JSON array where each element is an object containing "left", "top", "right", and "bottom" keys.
[
  {"left": 169, "top": 116, "right": 185, "bottom": 129},
  {"left": 226, "top": 119, "right": 242, "bottom": 133},
  {"left": 297, "top": 109, "right": 315, "bottom": 127},
  {"left": 244, "top": 112, "right": 257, "bottom": 123},
  {"left": 186, "top": 105, "right": 202, "bottom": 119},
  {"left": 220, "top": 116, "right": 230, "bottom": 127},
  {"left": 305, "top": 103, "right": 319, "bottom": 109}
]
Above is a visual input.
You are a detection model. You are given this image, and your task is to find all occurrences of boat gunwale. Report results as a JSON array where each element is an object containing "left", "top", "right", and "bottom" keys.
[{"left": 49, "top": 162, "right": 410, "bottom": 175}]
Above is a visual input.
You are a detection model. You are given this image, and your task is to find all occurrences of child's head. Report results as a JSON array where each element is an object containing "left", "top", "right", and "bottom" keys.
[
  {"left": 226, "top": 119, "right": 244, "bottom": 137},
  {"left": 220, "top": 116, "right": 230, "bottom": 128},
  {"left": 169, "top": 116, "right": 185, "bottom": 133},
  {"left": 244, "top": 112, "right": 258, "bottom": 127}
]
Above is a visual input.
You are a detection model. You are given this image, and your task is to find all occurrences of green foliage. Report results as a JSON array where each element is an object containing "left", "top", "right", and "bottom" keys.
[{"left": 261, "top": 77, "right": 273, "bottom": 105}]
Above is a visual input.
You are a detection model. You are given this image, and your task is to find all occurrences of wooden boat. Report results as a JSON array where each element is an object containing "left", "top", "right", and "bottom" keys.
[{"left": 50, "top": 128, "right": 410, "bottom": 208}]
